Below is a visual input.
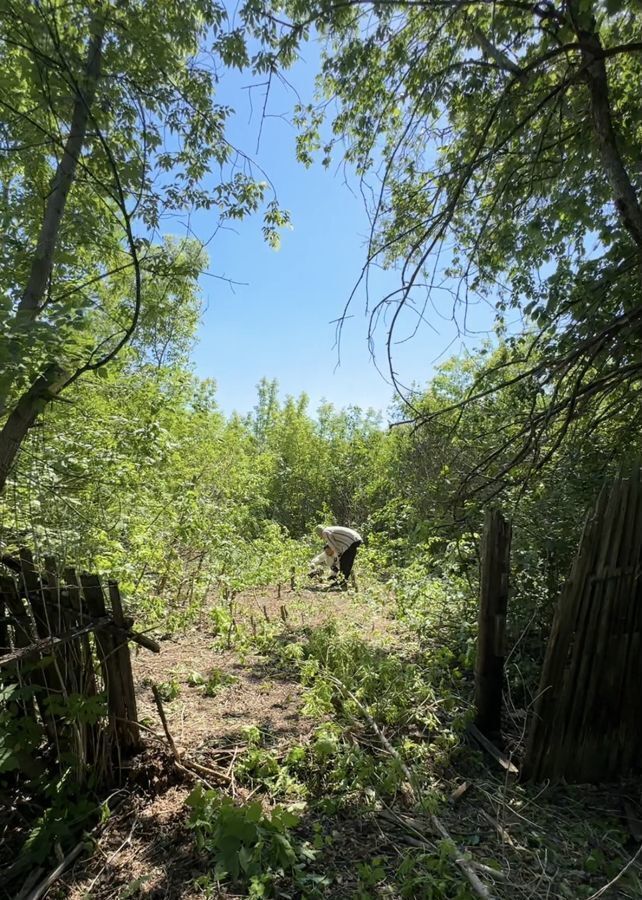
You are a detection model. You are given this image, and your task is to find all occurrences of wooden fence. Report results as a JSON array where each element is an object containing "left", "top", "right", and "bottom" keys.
[
  {"left": 0, "top": 549, "right": 159, "bottom": 783},
  {"left": 522, "top": 466, "right": 642, "bottom": 782}
]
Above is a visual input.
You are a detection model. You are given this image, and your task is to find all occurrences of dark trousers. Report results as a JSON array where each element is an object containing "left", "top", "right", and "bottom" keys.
[{"left": 339, "top": 540, "right": 362, "bottom": 581}]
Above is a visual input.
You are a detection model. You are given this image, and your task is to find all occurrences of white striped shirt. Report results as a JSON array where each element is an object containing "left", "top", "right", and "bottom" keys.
[{"left": 320, "top": 526, "right": 362, "bottom": 556}]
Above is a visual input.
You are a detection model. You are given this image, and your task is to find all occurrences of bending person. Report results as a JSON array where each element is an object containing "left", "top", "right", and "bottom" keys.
[{"left": 315, "top": 524, "right": 363, "bottom": 589}]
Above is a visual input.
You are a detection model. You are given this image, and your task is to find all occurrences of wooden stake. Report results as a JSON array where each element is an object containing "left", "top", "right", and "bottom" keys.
[
  {"left": 108, "top": 581, "right": 141, "bottom": 751},
  {"left": 474, "top": 510, "right": 512, "bottom": 740}
]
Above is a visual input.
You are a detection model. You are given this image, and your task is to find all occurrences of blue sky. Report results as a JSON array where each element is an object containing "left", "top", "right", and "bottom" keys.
[{"left": 185, "top": 47, "right": 497, "bottom": 419}]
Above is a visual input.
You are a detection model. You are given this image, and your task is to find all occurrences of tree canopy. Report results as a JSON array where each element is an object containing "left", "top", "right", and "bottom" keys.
[
  {"left": 237, "top": 0, "right": 642, "bottom": 490},
  {"left": 0, "top": 0, "right": 288, "bottom": 490}
]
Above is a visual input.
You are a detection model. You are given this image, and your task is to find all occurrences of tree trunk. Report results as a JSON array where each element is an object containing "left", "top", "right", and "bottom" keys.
[
  {"left": 570, "top": 5, "right": 642, "bottom": 256},
  {"left": 0, "top": 365, "right": 68, "bottom": 492},
  {"left": 0, "top": 13, "right": 105, "bottom": 419}
]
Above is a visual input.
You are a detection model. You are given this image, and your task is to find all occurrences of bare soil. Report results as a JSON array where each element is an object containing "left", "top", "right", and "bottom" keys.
[{"left": 58, "top": 584, "right": 397, "bottom": 899}]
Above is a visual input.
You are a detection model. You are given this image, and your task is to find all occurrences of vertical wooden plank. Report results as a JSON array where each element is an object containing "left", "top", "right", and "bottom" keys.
[
  {"left": 43, "top": 555, "right": 72, "bottom": 694},
  {"left": 474, "top": 509, "right": 512, "bottom": 740},
  {"left": 18, "top": 548, "right": 65, "bottom": 743},
  {"left": 0, "top": 588, "right": 10, "bottom": 653},
  {"left": 18, "top": 548, "right": 48, "bottom": 635},
  {"left": 108, "top": 580, "right": 141, "bottom": 751},
  {"left": 0, "top": 574, "right": 37, "bottom": 719},
  {"left": 81, "top": 573, "right": 139, "bottom": 758},
  {"left": 62, "top": 568, "right": 98, "bottom": 772},
  {"left": 43, "top": 555, "right": 63, "bottom": 635},
  {"left": 62, "top": 568, "right": 97, "bottom": 698}
]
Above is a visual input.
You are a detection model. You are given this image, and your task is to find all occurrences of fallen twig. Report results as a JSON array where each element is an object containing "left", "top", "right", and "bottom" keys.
[
  {"left": 390, "top": 831, "right": 508, "bottom": 882},
  {"left": 151, "top": 683, "right": 180, "bottom": 758},
  {"left": 13, "top": 867, "right": 44, "bottom": 900},
  {"left": 151, "top": 683, "right": 230, "bottom": 784},
  {"left": 586, "top": 841, "right": 642, "bottom": 899},
  {"left": 450, "top": 781, "right": 471, "bottom": 805},
  {"left": 467, "top": 724, "right": 518, "bottom": 775},
  {"left": 480, "top": 808, "right": 515, "bottom": 847},
  {"left": 327, "top": 673, "right": 497, "bottom": 900},
  {"left": 84, "top": 819, "right": 137, "bottom": 895},
  {"left": 24, "top": 840, "right": 86, "bottom": 900},
  {"left": 20, "top": 793, "right": 129, "bottom": 900}
]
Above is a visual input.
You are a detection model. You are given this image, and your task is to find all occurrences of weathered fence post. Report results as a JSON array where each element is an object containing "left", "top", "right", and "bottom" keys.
[
  {"left": 63, "top": 567, "right": 98, "bottom": 698},
  {"left": 108, "top": 580, "right": 141, "bottom": 751},
  {"left": 82, "top": 573, "right": 141, "bottom": 756},
  {"left": 474, "top": 509, "right": 512, "bottom": 739}
]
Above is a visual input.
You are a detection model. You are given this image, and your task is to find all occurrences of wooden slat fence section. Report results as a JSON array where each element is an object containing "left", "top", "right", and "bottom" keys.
[
  {"left": 0, "top": 550, "right": 150, "bottom": 784},
  {"left": 522, "top": 466, "right": 642, "bottom": 783}
]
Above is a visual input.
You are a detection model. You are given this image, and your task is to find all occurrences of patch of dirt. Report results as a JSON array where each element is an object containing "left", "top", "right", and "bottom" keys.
[
  {"left": 134, "top": 634, "right": 307, "bottom": 754},
  {"left": 133, "top": 584, "right": 397, "bottom": 756},
  {"left": 62, "top": 786, "right": 201, "bottom": 900},
  {"left": 59, "top": 583, "right": 397, "bottom": 899}
]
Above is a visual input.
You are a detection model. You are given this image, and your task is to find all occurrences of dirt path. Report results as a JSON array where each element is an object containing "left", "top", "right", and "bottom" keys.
[
  {"left": 134, "top": 583, "right": 395, "bottom": 752},
  {"left": 63, "top": 584, "right": 398, "bottom": 899}
]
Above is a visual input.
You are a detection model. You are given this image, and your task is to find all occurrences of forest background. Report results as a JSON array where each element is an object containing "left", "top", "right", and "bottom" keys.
[{"left": 1, "top": 0, "right": 641, "bottom": 682}]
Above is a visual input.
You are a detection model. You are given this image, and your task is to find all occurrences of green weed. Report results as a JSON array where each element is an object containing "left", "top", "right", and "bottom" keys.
[
  {"left": 203, "top": 668, "right": 237, "bottom": 697},
  {"left": 156, "top": 678, "right": 181, "bottom": 702},
  {"left": 186, "top": 785, "right": 325, "bottom": 897}
]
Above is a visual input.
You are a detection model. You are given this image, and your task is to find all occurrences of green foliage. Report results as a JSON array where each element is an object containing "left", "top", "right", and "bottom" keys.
[
  {"left": 300, "top": 622, "right": 439, "bottom": 732},
  {"left": 203, "top": 668, "right": 237, "bottom": 697},
  {"left": 186, "top": 785, "right": 321, "bottom": 896},
  {"left": 355, "top": 856, "right": 387, "bottom": 897},
  {"left": 0, "top": 683, "right": 44, "bottom": 778},
  {"left": 156, "top": 678, "right": 181, "bottom": 702},
  {"left": 395, "top": 848, "right": 476, "bottom": 900},
  {"left": 10, "top": 768, "right": 107, "bottom": 877}
]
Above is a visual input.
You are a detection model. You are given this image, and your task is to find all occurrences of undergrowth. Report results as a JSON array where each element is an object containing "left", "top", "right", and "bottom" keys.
[
  {"left": 184, "top": 560, "right": 642, "bottom": 899},
  {"left": 186, "top": 565, "right": 483, "bottom": 898}
]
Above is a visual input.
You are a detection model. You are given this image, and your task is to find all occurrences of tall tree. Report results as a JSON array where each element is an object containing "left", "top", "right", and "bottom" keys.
[
  {"left": 0, "top": 0, "right": 288, "bottom": 491},
  {"left": 245, "top": 0, "right": 642, "bottom": 488}
]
